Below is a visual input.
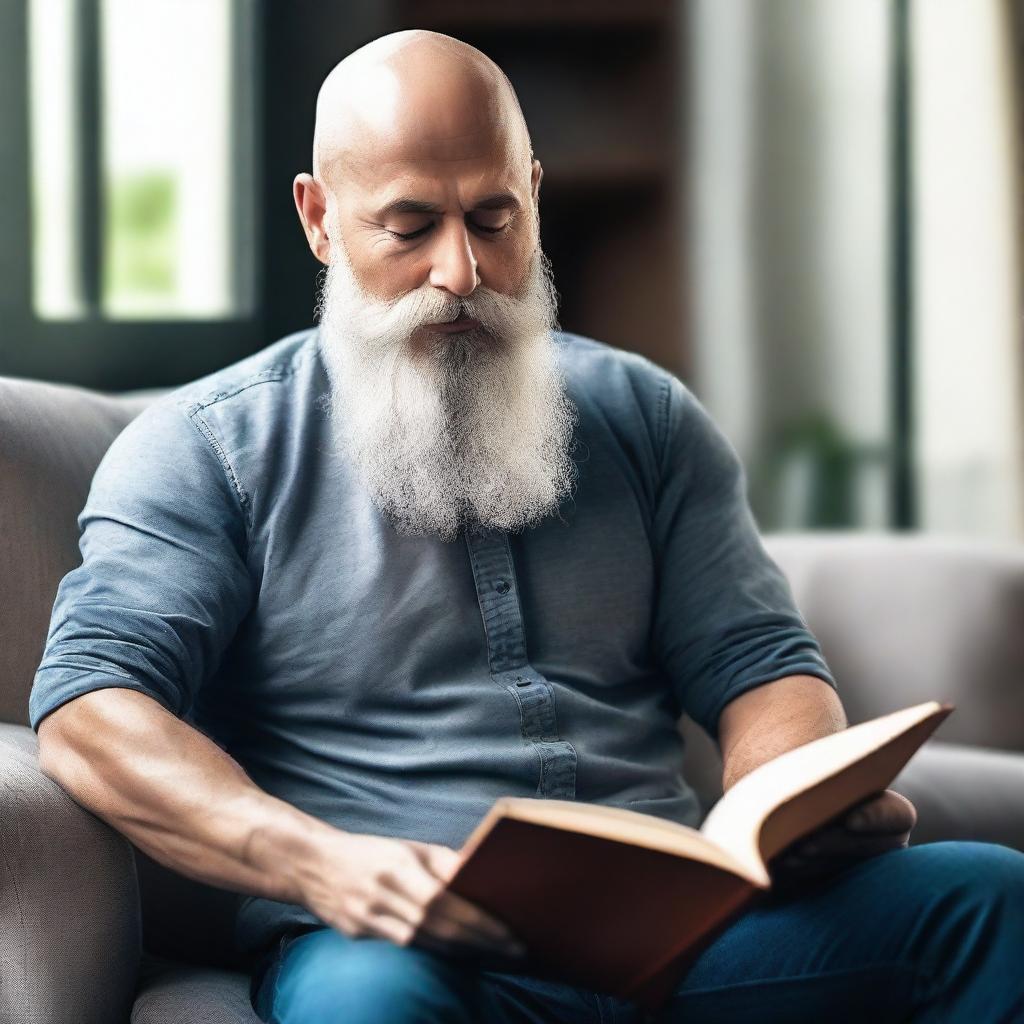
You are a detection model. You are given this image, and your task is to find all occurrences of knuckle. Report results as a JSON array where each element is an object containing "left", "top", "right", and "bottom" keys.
[
  {"left": 352, "top": 897, "right": 376, "bottom": 927},
  {"left": 365, "top": 896, "right": 389, "bottom": 917}
]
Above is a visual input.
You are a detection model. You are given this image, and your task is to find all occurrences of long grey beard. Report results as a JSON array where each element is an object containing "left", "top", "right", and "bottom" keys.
[{"left": 316, "top": 243, "right": 579, "bottom": 541}]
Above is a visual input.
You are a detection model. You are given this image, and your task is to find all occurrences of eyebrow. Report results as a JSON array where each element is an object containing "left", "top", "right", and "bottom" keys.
[{"left": 374, "top": 192, "right": 521, "bottom": 221}]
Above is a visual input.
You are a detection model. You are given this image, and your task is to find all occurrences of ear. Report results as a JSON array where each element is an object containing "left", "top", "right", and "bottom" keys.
[
  {"left": 530, "top": 159, "right": 543, "bottom": 205},
  {"left": 293, "top": 173, "right": 332, "bottom": 265}
]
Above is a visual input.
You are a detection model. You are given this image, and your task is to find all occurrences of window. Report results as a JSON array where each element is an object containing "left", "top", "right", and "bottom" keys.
[{"left": 27, "top": 0, "right": 256, "bottom": 321}]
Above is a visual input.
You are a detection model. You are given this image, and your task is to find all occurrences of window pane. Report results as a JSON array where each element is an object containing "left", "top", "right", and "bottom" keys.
[
  {"left": 28, "top": 0, "right": 85, "bottom": 319},
  {"left": 28, "top": 0, "right": 254, "bottom": 321},
  {"left": 101, "top": 0, "right": 243, "bottom": 318}
]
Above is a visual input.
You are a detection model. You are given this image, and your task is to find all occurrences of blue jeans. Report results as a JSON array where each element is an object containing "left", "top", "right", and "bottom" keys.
[{"left": 251, "top": 840, "right": 1024, "bottom": 1023}]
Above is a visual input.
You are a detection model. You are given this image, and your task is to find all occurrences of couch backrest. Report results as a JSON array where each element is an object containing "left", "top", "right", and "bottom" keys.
[
  {"left": 765, "top": 532, "right": 1024, "bottom": 753},
  {"left": 681, "top": 532, "right": 1024, "bottom": 813},
  {"left": 0, "top": 377, "right": 164, "bottom": 725}
]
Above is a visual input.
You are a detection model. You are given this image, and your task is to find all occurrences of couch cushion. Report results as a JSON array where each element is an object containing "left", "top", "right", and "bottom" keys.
[{"left": 131, "top": 954, "right": 261, "bottom": 1024}]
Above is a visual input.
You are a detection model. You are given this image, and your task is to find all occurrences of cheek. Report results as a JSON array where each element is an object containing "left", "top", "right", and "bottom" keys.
[
  {"left": 353, "top": 256, "right": 425, "bottom": 301},
  {"left": 477, "top": 237, "right": 534, "bottom": 295}
]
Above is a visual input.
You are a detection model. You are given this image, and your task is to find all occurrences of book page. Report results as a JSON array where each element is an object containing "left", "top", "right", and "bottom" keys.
[{"left": 699, "top": 701, "right": 953, "bottom": 883}]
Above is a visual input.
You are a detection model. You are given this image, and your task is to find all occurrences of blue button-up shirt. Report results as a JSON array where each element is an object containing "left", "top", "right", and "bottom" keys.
[{"left": 29, "top": 327, "right": 835, "bottom": 960}]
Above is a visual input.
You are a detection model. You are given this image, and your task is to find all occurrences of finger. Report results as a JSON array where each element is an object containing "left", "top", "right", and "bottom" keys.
[
  {"left": 405, "top": 845, "right": 523, "bottom": 947},
  {"left": 777, "top": 835, "right": 908, "bottom": 876},
  {"left": 427, "top": 889, "right": 525, "bottom": 949},
  {"left": 376, "top": 854, "right": 447, "bottom": 916},
  {"left": 410, "top": 921, "right": 528, "bottom": 968},
  {"left": 420, "top": 905, "right": 528, "bottom": 959},
  {"left": 796, "top": 827, "right": 911, "bottom": 859},
  {"left": 366, "top": 908, "right": 503, "bottom": 960},
  {"left": 845, "top": 791, "right": 917, "bottom": 834},
  {"left": 376, "top": 888, "right": 524, "bottom": 958},
  {"left": 377, "top": 882, "right": 525, "bottom": 956},
  {"left": 413, "top": 842, "right": 463, "bottom": 884},
  {"left": 364, "top": 909, "right": 418, "bottom": 949},
  {"left": 378, "top": 855, "right": 520, "bottom": 948}
]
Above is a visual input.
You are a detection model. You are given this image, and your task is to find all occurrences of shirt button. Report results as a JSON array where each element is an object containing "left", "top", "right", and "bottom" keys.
[
  {"left": 495, "top": 579, "right": 510, "bottom": 594},
  {"left": 515, "top": 676, "right": 530, "bottom": 687}
]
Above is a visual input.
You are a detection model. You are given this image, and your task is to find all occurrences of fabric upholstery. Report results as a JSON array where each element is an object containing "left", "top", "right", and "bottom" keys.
[
  {"left": 886, "top": 740, "right": 1024, "bottom": 850},
  {"left": 0, "top": 377, "right": 155, "bottom": 725},
  {"left": 765, "top": 531, "right": 1024, "bottom": 750},
  {"left": 131, "top": 955, "right": 261, "bottom": 1024},
  {"left": 0, "top": 721, "right": 141, "bottom": 1024}
]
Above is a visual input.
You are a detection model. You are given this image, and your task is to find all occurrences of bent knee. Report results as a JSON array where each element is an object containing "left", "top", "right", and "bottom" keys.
[
  {"left": 270, "top": 929, "right": 479, "bottom": 1024},
  {"left": 911, "top": 840, "right": 1024, "bottom": 898}
]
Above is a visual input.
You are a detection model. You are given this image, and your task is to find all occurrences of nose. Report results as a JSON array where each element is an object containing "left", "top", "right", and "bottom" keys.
[{"left": 427, "top": 217, "right": 479, "bottom": 298}]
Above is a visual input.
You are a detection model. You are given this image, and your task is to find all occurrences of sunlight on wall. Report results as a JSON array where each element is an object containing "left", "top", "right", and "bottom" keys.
[{"left": 28, "top": 0, "right": 83, "bottom": 319}]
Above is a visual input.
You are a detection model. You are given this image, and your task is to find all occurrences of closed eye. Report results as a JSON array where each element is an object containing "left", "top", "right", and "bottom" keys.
[{"left": 387, "top": 221, "right": 510, "bottom": 242}]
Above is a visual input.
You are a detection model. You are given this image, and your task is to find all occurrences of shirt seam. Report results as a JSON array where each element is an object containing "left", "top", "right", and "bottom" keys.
[
  {"left": 185, "top": 408, "right": 253, "bottom": 548},
  {"left": 656, "top": 375, "right": 672, "bottom": 493},
  {"left": 176, "top": 339, "right": 313, "bottom": 546},
  {"left": 185, "top": 333, "right": 314, "bottom": 415}
]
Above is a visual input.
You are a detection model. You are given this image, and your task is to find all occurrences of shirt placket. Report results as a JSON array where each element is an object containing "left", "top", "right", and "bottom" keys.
[{"left": 465, "top": 527, "right": 577, "bottom": 799}]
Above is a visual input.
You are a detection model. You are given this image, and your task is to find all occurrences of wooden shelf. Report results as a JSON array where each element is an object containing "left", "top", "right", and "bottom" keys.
[
  {"left": 539, "top": 156, "right": 668, "bottom": 191},
  {"left": 397, "top": 0, "right": 672, "bottom": 31}
]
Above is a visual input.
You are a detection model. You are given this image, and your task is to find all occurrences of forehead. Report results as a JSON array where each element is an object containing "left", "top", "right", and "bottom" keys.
[
  {"left": 317, "top": 50, "right": 533, "bottom": 208},
  {"left": 341, "top": 125, "right": 527, "bottom": 211}
]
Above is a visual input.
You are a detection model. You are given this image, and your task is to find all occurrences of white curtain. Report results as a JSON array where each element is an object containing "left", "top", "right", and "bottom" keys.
[
  {"left": 912, "top": 0, "right": 1024, "bottom": 539},
  {"left": 684, "top": 0, "right": 1024, "bottom": 539}
]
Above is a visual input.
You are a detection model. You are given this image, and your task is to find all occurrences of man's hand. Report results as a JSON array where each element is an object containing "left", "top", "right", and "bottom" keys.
[
  {"left": 769, "top": 789, "right": 917, "bottom": 890},
  {"left": 299, "top": 831, "right": 528, "bottom": 966}
]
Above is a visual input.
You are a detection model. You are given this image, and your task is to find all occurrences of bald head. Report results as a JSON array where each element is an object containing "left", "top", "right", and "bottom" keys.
[{"left": 312, "top": 30, "right": 532, "bottom": 193}]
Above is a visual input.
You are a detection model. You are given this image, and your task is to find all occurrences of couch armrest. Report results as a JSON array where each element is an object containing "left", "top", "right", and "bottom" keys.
[
  {"left": 0, "top": 723, "right": 141, "bottom": 1024},
  {"left": 893, "top": 740, "right": 1024, "bottom": 852}
]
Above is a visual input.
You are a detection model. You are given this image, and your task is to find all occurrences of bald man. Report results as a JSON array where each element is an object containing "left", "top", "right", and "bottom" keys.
[{"left": 30, "top": 28, "right": 1024, "bottom": 1024}]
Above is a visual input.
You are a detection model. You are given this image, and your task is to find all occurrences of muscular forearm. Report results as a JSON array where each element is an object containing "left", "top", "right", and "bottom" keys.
[
  {"left": 36, "top": 686, "right": 339, "bottom": 907},
  {"left": 718, "top": 674, "right": 847, "bottom": 792},
  {"left": 38, "top": 686, "right": 528, "bottom": 965}
]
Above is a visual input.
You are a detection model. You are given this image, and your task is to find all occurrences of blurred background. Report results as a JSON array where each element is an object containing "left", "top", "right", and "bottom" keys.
[{"left": 2, "top": 0, "right": 1022, "bottom": 539}]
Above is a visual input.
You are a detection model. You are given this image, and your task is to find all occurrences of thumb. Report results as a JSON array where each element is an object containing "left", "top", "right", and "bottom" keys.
[{"left": 846, "top": 790, "right": 917, "bottom": 834}]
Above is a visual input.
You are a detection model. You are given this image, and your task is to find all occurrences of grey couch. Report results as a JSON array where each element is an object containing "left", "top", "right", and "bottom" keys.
[{"left": 3, "top": 374, "right": 1024, "bottom": 1023}]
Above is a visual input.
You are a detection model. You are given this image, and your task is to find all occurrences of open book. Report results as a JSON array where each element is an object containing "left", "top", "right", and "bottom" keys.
[{"left": 430, "top": 700, "right": 953, "bottom": 1010}]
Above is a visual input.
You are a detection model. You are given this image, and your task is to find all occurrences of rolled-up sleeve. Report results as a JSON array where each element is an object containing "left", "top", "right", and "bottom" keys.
[
  {"left": 651, "top": 376, "right": 836, "bottom": 745},
  {"left": 29, "top": 399, "right": 253, "bottom": 731}
]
